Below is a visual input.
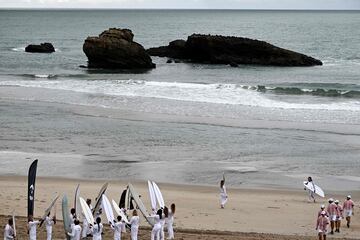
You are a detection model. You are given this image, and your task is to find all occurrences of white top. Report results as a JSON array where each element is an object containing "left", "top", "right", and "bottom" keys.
[
  {"left": 4, "top": 224, "right": 14, "bottom": 240},
  {"left": 28, "top": 220, "right": 40, "bottom": 240},
  {"left": 92, "top": 223, "right": 103, "bottom": 240},
  {"left": 130, "top": 216, "right": 139, "bottom": 229},
  {"left": 111, "top": 222, "right": 125, "bottom": 239},
  {"left": 68, "top": 225, "right": 82, "bottom": 240},
  {"left": 220, "top": 185, "right": 227, "bottom": 195},
  {"left": 45, "top": 216, "right": 54, "bottom": 231},
  {"left": 166, "top": 212, "right": 174, "bottom": 224}
]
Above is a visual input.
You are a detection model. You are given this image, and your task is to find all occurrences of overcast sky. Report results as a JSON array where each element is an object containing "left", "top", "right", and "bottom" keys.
[{"left": 0, "top": 0, "right": 359, "bottom": 9}]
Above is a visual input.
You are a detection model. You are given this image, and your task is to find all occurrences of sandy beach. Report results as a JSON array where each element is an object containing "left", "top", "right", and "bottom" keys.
[{"left": 1, "top": 176, "right": 359, "bottom": 239}]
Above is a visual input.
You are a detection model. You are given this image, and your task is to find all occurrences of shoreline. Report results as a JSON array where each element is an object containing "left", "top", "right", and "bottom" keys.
[{"left": 0, "top": 176, "right": 359, "bottom": 238}]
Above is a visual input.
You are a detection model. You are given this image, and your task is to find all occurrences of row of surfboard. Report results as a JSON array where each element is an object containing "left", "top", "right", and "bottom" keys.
[{"left": 56, "top": 181, "right": 165, "bottom": 239}]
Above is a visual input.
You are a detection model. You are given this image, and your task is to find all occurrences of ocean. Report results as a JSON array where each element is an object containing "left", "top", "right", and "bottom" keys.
[{"left": 0, "top": 10, "right": 359, "bottom": 190}]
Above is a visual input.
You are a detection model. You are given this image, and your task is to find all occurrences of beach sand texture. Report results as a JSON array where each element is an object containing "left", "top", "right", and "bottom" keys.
[{"left": 0, "top": 176, "right": 359, "bottom": 239}]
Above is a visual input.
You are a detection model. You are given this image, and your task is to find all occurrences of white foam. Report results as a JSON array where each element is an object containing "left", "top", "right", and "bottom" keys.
[{"left": 0, "top": 79, "right": 359, "bottom": 111}]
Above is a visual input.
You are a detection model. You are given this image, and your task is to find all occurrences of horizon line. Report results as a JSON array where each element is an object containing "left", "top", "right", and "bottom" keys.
[{"left": 0, "top": 7, "right": 359, "bottom": 11}]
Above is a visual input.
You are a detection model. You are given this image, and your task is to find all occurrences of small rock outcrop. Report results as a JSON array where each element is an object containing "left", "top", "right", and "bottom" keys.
[
  {"left": 25, "top": 43, "right": 55, "bottom": 53},
  {"left": 83, "top": 28, "right": 155, "bottom": 69},
  {"left": 147, "top": 34, "right": 322, "bottom": 67}
]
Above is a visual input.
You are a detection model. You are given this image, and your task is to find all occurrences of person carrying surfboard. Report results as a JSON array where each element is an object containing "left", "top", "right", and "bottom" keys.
[
  {"left": 44, "top": 212, "right": 56, "bottom": 240},
  {"left": 326, "top": 198, "right": 337, "bottom": 234},
  {"left": 82, "top": 198, "right": 93, "bottom": 238},
  {"left": 110, "top": 216, "right": 125, "bottom": 240},
  {"left": 220, "top": 174, "right": 228, "bottom": 209},
  {"left": 4, "top": 218, "right": 15, "bottom": 240},
  {"left": 90, "top": 217, "right": 103, "bottom": 240},
  {"left": 67, "top": 219, "right": 82, "bottom": 240},
  {"left": 151, "top": 209, "right": 162, "bottom": 240},
  {"left": 28, "top": 215, "right": 42, "bottom": 240},
  {"left": 304, "top": 176, "right": 316, "bottom": 202},
  {"left": 316, "top": 211, "right": 329, "bottom": 240},
  {"left": 129, "top": 210, "right": 140, "bottom": 240},
  {"left": 69, "top": 208, "right": 77, "bottom": 227},
  {"left": 343, "top": 195, "right": 355, "bottom": 228}
]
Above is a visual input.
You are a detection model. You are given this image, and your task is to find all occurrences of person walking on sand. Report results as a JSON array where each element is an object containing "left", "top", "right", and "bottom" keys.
[
  {"left": 68, "top": 219, "right": 82, "bottom": 240},
  {"left": 165, "top": 204, "right": 175, "bottom": 240},
  {"left": 334, "top": 200, "right": 343, "bottom": 233},
  {"left": 220, "top": 174, "right": 228, "bottom": 209},
  {"left": 318, "top": 205, "right": 328, "bottom": 217},
  {"left": 45, "top": 212, "right": 56, "bottom": 240},
  {"left": 91, "top": 217, "right": 103, "bottom": 240},
  {"left": 316, "top": 211, "right": 329, "bottom": 240},
  {"left": 151, "top": 209, "right": 162, "bottom": 240},
  {"left": 304, "top": 176, "right": 316, "bottom": 202},
  {"left": 326, "top": 198, "right": 337, "bottom": 234},
  {"left": 4, "top": 218, "right": 15, "bottom": 240},
  {"left": 343, "top": 195, "right": 355, "bottom": 228},
  {"left": 28, "top": 215, "right": 41, "bottom": 240},
  {"left": 110, "top": 216, "right": 125, "bottom": 240},
  {"left": 129, "top": 210, "right": 140, "bottom": 240}
]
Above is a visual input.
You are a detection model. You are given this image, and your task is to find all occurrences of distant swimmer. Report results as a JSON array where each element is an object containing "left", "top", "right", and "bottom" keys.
[
  {"left": 220, "top": 174, "right": 228, "bottom": 209},
  {"left": 45, "top": 212, "right": 56, "bottom": 240},
  {"left": 4, "top": 218, "right": 15, "bottom": 240},
  {"left": 326, "top": 198, "right": 337, "bottom": 234},
  {"left": 91, "top": 217, "right": 103, "bottom": 240},
  {"left": 129, "top": 210, "right": 139, "bottom": 240},
  {"left": 110, "top": 216, "right": 125, "bottom": 240},
  {"left": 304, "top": 176, "right": 316, "bottom": 202},
  {"left": 334, "top": 200, "right": 343, "bottom": 233},
  {"left": 343, "top": 195, "right": 355, "bottom": 228},
  {"left": 67, "top": 219, "right": 82, "bottom": 240},
  {"left": 28, "top": 215, "right": 41, "bottom": 240},
  {"left": 316, "top": 211, "right": 329, "bottom": 240}
]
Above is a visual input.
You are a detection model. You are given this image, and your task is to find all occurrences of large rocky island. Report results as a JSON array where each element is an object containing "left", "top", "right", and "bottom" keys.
[
  {"left": 147, "top": 34, "right": 322, "bottom": 67},
  {"left": 83, "top": 28, "right": 155, "bottom": 69}
]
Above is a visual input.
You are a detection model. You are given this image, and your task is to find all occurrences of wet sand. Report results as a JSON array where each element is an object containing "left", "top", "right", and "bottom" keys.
[{"left": 0, "top": 176, "right": 359, "bottom": 239}]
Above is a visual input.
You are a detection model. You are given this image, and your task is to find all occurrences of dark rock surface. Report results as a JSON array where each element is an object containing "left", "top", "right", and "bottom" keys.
[
  {"left": 83, "top": 28, "right": 155, "bottom": 69},
  {"left": 25, "top": 43, "right": 55, "bottom": 53},
  {"left": 147, "top": 34, "right": 322, "bottom": 67}
]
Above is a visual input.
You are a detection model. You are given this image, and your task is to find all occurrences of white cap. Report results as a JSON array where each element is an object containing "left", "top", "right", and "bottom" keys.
[
  {"left": 328, "top": 198, "right": 334, "bottom": 202},
  {"left": 321, "top": 204, "right": 325, "bottom": 209},
  {"left": 347, "top": 195, "right": 351, "bottom": 199},
  {"left": 335, "top": 200, "right": 339, "bottom": 204}
]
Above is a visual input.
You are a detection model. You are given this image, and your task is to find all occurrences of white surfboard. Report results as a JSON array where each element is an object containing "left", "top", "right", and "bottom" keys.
[
  {"left": 74, "top": 184, "right": 81, "bottom": 218},
  {"left": 92, "top": 182, "right": 108, "bottom": 215},
  {"left": 303, "top": 181, "right": 325, "bottom": 198},
  {"left": 111, "top": 199, "right": 129, "bottom": 224},
  {"left": 128, "top": 183, "right": 155, "bottom": 226},
  {"left": 101, "top": 195, "right": 114, "bottom": 224},
  {"left": 12, "top": 210, "right": 16, "bottom": 238},
  {"left": 148, "top": 180, "right": 157, "bottom": 211},
  {"left": 80, "top": 197, "right": 95, "bottom": 224},
  {"left": 152, "top": 181, "right": 165, "bottom": 208}
]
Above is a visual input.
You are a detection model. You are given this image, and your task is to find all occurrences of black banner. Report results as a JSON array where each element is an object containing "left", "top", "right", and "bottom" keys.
[{"left": 27, "top": 159, "right": 38, "bottom": 217}]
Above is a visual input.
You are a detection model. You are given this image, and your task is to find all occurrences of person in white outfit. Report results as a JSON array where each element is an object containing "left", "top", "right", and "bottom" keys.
[
  {"left": 82, "top": 198, "right": 93, "bottom": 238},
  {"left": 151, "top": 209, "right": 162, "bottom": 240},
  {"left": 69, "top": 208, "right": 76, "bottom": 227},
  {"left": 28, "top": 215, "right": 41, "bottom": 240},
  {"left": 110, "top": 216, "right": 125, "bottom": 240},
  {"left": 129, "top": 210, "right": 140, "bottom": 240},
  {"left": 45, "top": 212, "right": 56, "bottom": 240},
  {"left": 159, "top": 210, "right": 165, "bottom": 240},
  {"left": 165, "top": 204, "right": 175, "bottom": 239},
  {"left": 220, "top": 175, "right": 228, "bottom": 209},
  {"left": 4, "top": 218, "right": 15, "bottom": 240},
  {"left": 304, "top": 176, "right": 316, "bottom": 202},
  {"left": 68, "top": 220, "right": 82, "bottom": 240},
  {"left": 91, "top": 217, "right": 103, "bottom": 240}
]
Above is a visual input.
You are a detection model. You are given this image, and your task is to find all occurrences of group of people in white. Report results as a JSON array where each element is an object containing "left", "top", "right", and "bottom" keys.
[
  {"left": 315, "top": 196, "right": 355, "bottom": 240},
  {"left": 3, "top": 197, "right": 176, "bottom": 240}
]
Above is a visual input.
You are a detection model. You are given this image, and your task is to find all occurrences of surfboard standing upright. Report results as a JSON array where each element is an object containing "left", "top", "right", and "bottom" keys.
[
  {"left": 92, "top": 182, "right": 108, "bottom": 216},
  {"left": 62, "top": 195, "right": 71, "bottom": 240},
  {"left": 39, "top": 195, "right": 59, "bottom": 227},
  {"left": 28, "top": 159, "right": 38, "bottom": 217},
  {"left": 74, "top": 184, "right": 81, "bottom": 217},
  {"left": 12, "top": 210, "right": 16, "bottom": 238}
]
